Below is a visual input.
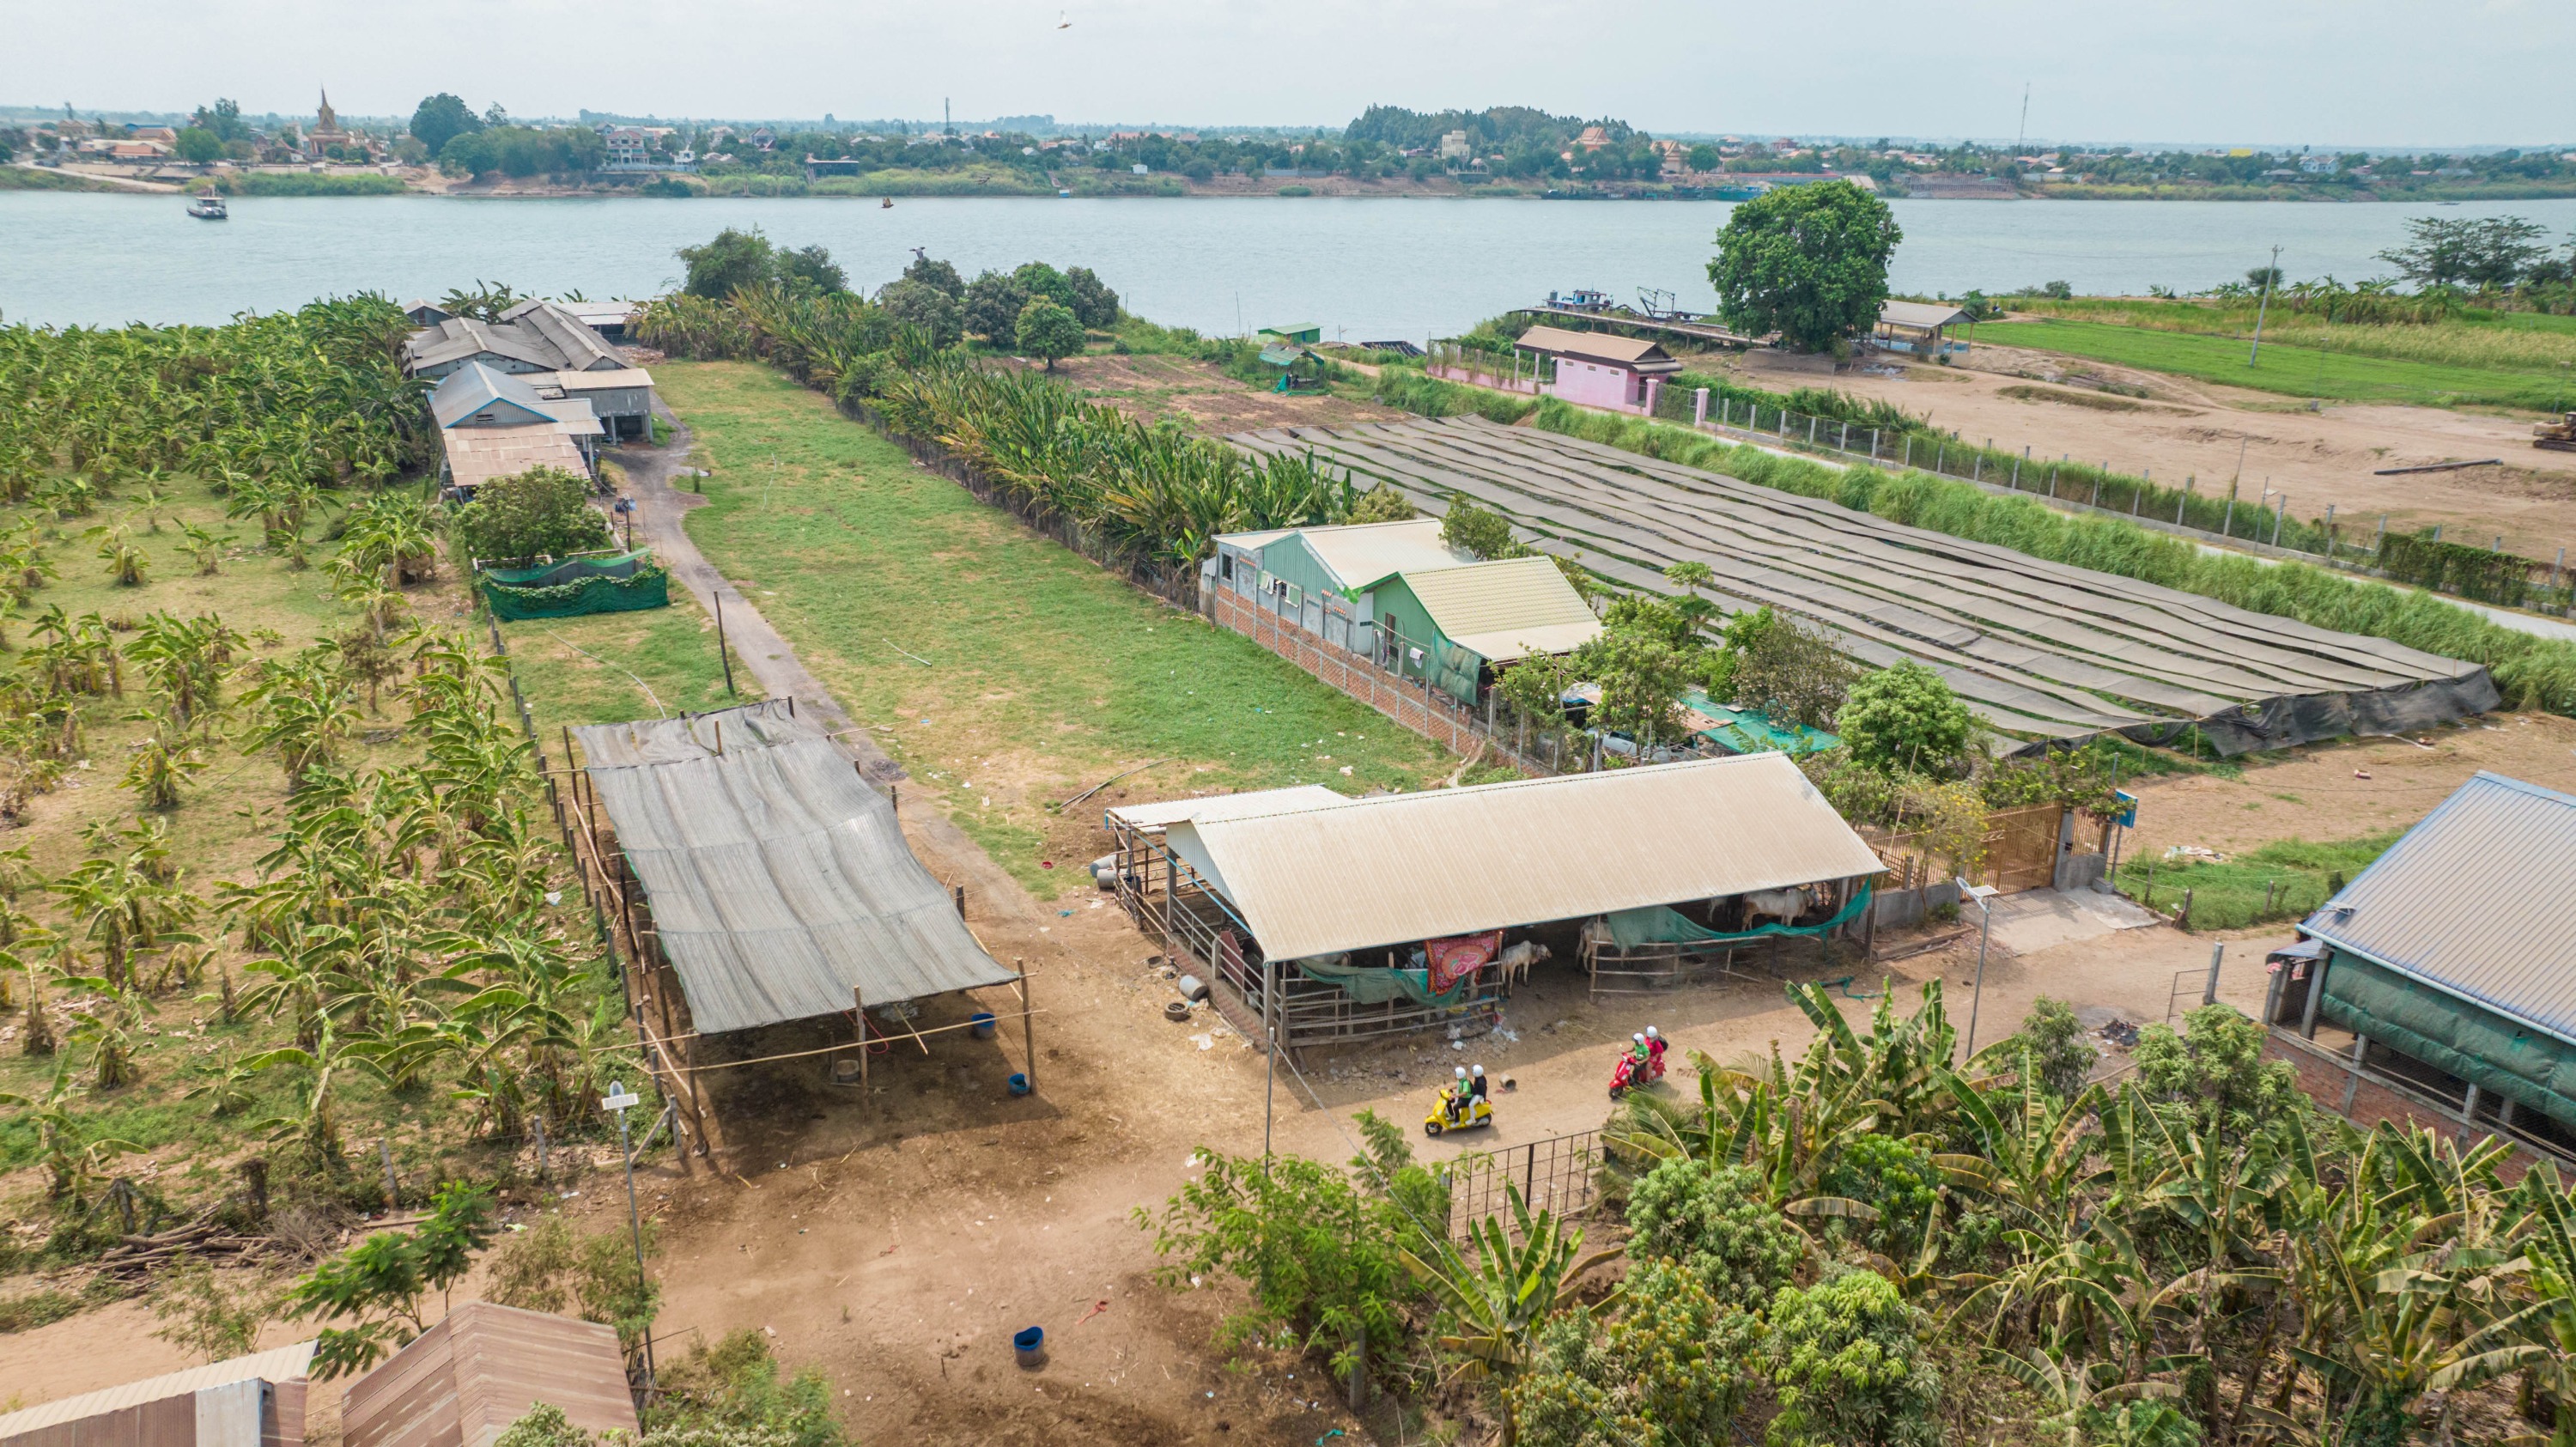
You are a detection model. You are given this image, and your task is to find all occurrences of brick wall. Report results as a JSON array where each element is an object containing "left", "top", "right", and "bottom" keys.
[
  {"left": 1209, "top": 585, "right": 1545, "bottom": 773},
  {"left": 2263, "top": 1029, "right": 2561, "bottom": 1184}
]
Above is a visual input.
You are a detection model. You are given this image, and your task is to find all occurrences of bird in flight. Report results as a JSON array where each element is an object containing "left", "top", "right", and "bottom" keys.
[{"left": 1058, "top": 9, "right": 1072, "bottom": 27}]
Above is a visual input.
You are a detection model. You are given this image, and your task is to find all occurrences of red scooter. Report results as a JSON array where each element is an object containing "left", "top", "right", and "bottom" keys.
[{"left": 1608, "top": 1049, "right": 1665, "bottom": 1100}]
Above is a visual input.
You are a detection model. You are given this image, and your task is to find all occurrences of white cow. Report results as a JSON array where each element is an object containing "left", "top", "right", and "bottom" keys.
[
  {"left": 1498, "top": 939, "right": 1552, "bottom": 988},
  {"left": 1741, "top": 885, "right": 1814, "bottom": 929}
]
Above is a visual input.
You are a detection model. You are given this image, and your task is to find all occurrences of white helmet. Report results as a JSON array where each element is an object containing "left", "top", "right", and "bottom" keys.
[
  {"left": 1455, "top": 1066, "right": 1468, "bottom": 1080},
  {"left": 1471, "top": 1064, "right": 1485, "bottom": 1077},
  {"left": 1632, "top": 1032, "right": 1645, "bottom": 1045},
  {"left": 1645, "top": 1025, "right": 1661, "bottom": 1041}
]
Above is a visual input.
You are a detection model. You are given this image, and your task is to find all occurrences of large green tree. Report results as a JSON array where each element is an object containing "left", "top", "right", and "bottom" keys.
[
  {"left": 1014, "top": 298, "right": 1086, "bottom": 370},
  {"left": 677, "top": 227, "right": 778, "bottom": 300},
  {"left": 1707, "top": 180, "right": 1902, "bottom": 352},
  {"left": 1836, "top": 660, "right": 1971, "bottom": 775},
  {"left": 409, "top": 94, "right": 482, "bottom": 156}
]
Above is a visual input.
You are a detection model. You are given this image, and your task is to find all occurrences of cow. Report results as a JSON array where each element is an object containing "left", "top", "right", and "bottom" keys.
[
  {"left": 1497, "top": 939, "right": 1552, "bottom": 988},
  {"left": 1741, "top": 885, "right": 1814, "bottom": 929}
]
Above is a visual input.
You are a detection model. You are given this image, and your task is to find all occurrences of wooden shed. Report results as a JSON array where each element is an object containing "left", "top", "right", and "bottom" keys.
[{"left": 341, "top": 1303, "right": 637, "bottom": 1447}]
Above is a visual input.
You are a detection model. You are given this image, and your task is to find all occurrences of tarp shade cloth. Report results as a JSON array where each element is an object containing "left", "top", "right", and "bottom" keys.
[
  {"left": 1606, "top": 885, "right": 1874, "bottom": 949},
  {"left": 2321, "top": 951, "right": 2576, "bottom": 1132},
  {"left": 1293, "top": 955, "right": 1479, "bottom": 1008},
  {"left": 483, "top": 550, "right": 669, "bottom": 621},
  {"left": 574, "top": 702, "right": 1016, "bottom": 1034}
]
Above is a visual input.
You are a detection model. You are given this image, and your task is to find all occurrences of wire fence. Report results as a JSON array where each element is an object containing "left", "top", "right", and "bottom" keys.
[
  {"left": 1447, "top": 1128, "right": 1606, "bottom": 1239},
  {"left": 1643, "top": 381, "right": 2576, "bottom": 616}
]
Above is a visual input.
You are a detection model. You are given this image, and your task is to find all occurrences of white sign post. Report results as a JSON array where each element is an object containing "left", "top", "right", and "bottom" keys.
[{"left": 601, "top": 1082, "right": 654, "bottom": 1386}]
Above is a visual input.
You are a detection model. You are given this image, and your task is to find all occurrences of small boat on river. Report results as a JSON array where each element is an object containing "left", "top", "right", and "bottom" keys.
[{"left": 185, "top": 193, "right": 228, "bottom": 220}]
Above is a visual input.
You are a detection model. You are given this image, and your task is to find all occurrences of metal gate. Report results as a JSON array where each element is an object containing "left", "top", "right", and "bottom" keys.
[{"left": 1446, "top": 1128, "right": 1604, "bottom": 1238}]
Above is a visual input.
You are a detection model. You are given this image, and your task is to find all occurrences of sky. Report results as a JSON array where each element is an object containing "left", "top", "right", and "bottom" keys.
[{"left": 3, "top": 0, "right": 2569, "bottom": 149}]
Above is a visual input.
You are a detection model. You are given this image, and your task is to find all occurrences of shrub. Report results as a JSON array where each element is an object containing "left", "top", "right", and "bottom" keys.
[
  {"left": 453, "top": 466, "right": 614, "bottom": 565},
  {"left": 1347, "top": 483, "right": 1417, "bottom": 523},
  {"left": 1440, "top": 499, "right": 1525, "bottom": 561},
  {"left": 874, "top": 278, "right": 961, "bottom": 349},
  {"left": 1512, "top": 1258, "right": 1757, "bottom": 1447},
  {"left": 2008, "top": 996, "right": 2099, "bottom": 1098},
  {"left": 1065, "top": 265, "right": 1121, "bottom": 327},
  {"left": 1816, "top": 1134, "right": 1939, "bottom": 1262},
  {"left": 2133, "top": 1003, "right": 2305, "bottom": 1141},
  {"left": 1623, "top": 1159, "right": 1802, "bottom": 1309},
  {"left": 1761, "top": 1268, "right": 1941, "bottom": 1447},
  {"left": 1838, "top": 661, "right": 1973, "bottom": 775},
  {"left": 962, "top": 270, "right": 1030, "bottom": 342}
]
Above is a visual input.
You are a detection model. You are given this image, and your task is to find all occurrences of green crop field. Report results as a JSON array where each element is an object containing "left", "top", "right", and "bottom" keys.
[
  {"left": 1983, "top": 318, "right": 2576, "bottom": 410},
  {"left": 655, "top": 362, "right": 1453, "bottom": 894}
]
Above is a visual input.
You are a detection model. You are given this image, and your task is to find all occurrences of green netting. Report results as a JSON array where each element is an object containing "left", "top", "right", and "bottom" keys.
[
  {"left": 1291, "top": 956, "right": 1478, "bottom": 1008},
  {"left": 483, "top": 551, "right": 671, "bottom": 621},
  {"left": 2320, "top": 951, "right": 2576, "bottom": 1131},
  {"left": 1606, "top": 885, "right": 1874, "bottom": 949}
]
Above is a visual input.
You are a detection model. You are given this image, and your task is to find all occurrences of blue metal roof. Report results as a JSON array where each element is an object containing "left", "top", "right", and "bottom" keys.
[{"left": 2301, "top": 771, "right": 2576, "bottom": 1046}]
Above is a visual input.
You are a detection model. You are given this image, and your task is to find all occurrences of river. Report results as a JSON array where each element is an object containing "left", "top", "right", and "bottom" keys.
[{"left": 7, "top": 191, "right": 2576, "bottom": 339}]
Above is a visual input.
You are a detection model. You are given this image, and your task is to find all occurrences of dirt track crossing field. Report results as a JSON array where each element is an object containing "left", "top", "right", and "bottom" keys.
[{"left": 1234, "top": 416, "right": 2495, "bottom": 753}]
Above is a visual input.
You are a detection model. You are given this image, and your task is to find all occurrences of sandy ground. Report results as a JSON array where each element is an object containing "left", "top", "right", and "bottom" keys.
[
  {"left": 1048, "top": 353, "right": 1406, "bottom": 433},
  {"left": 2116, "top": 709, "right": 2576, "bottom": 861},
  {"left": 1728, "top": 345, "right": 2576, "bottom": 559}
]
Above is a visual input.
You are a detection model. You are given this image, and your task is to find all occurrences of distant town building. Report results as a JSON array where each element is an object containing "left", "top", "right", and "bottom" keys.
[{"left": 1437, "top": 129, "right": 1471, "bottom": 162}]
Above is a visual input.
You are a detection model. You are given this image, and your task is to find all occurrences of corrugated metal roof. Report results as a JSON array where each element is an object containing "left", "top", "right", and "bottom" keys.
[
  {"left": 432, "top": 362, "right": 600, "bottom": 431},
  {"left": 1879, "top": 300, "right": 1975, "bottom": 330},
  {"left": 440, "top": 425, "right": 592, "bottom": 493},
  {"left": 574, "top": 702, "right": 1017, "bottom": 1032},
  {"left": 343, "top": 1303, "right": 635, "bottom": 1447},
  {"left": 1106, "top": 784, "right": 1351, "bottom": 831},
  {"left": 1213, "top": 527, "right": 1297, "bottom": 551},
  {"left": 2301, "top": 771, "right": 2576, "bottom": 1046},
  {"left": 1291, "top": 520, "right": 1464, "bottom": 592},
  {"left": 543, "top": 367, "right": 655, "bottom": 392},
  {"left": 500, "top": 299, "right": 625, "bottom": 372},
  {"left": 404, "top": 317, "right": 564, "bottom": 374},
  {"left": 1394, "top": 556, "right": 1601, "bottom": 662},
  {"left": 1515, "top": 325, "right": 1675, "bottom": 368},
  {"left": 0, "top": 1341, "right": 315, "bottom": 1435},
  {"left": 1164, "top": 752, "right": 1885, "bottom": 960}
]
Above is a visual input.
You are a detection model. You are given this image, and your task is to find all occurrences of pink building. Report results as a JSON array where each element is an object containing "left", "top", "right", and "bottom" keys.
[{"left": 1516, "top": 325, "right": 1682, "bottom": 416}]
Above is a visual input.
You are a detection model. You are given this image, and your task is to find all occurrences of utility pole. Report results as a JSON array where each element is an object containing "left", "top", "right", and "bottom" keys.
[
  {"left": 601, "top": 1081, "right": 655, "bottom": 1389},
  {"left": 2014, "top": 82, "right": 2030, "bottom": 160},
  {"left": 2249, "top": 244, "right": 2282, "bottom": 367}
]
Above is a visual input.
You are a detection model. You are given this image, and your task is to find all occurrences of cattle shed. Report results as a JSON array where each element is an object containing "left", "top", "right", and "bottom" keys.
[
  {"left": 1109, "top": 755, "right": 1884, "bottom": 1049},
  {"left": 2275, "top": 771, "right": 2576, "bottom": 1158},
  {"left": 0, "top": 1341, "right": 314, "bottom": 1447},
  {"left": 1232, "top": 416, "right": 2496, "bottom": 756},
  {"left": 568, "top": 701, "right": 1032, "bottom": 1122},
  {"left": 341, "top": 1303, "right": 636, "bottom": 1447}
]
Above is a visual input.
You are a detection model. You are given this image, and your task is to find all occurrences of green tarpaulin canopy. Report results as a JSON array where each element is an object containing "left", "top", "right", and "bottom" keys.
[
  {"left": 483, "top": 550, "right": 670, "bottom": 621},
  {"left": 1291, "top": 955, "right": 1478, "bottom": 1008},
  {"left": 1605, "top": 885, "right": 1874, "bottom": 949}
]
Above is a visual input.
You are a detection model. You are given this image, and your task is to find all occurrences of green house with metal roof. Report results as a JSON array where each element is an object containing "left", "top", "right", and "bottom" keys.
[
  {"left": 1259, "top": 323, "right": 1324, "bottom": 345},
  {"left": 2277, "top": 771, "right": 2576, "bottom": 1153}
]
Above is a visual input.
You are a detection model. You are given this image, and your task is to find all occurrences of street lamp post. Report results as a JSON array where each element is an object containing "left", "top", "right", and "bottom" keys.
[
  {"left": 601, "top": 1080, "right": 654, "bottom": 1389},
  {"left": 1954, "top": 881, "right": 2000, "bottom": 1059}
]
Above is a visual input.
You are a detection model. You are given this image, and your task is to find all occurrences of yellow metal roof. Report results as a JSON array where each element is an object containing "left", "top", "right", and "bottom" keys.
[
  {"left": 1107, "top": 784, "right": 1352, "bottom": 831},
  {"left": 1163, "top": 753, "right": 1886, "bottom": 960},
  {"left": 1394, "top": 556, "right": 1601, "bottom": 662},
  {"left": 0, "top": 1341, "right": 316, "bottom": 1434}
]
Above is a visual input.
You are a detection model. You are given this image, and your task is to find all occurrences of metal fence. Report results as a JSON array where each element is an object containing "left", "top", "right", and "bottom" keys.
[
  {"left": 1447, "top": 1128, "right": 1606, "bottom": 1238},
  {"left": 1642, "top": 381, "right": 2575, "bottom": 616}
]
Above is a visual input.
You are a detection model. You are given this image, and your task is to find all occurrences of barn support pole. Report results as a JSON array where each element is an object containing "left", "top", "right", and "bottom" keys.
[
  {"left": 2342, "top": 1034, "right": 2368, "bottom": 1114},
  {"left": 2461, "top": 1083, "right": 2482, "bottom": 1140},
  {"left": 853, "top": 985, "right": 869, "bottom": 1113},
  {"left": 1017, "top": 961, "right": 1036, "bottom": 1093},
  {"left": 2300, "top": 952, "right": 2329, "bottom": 1039},
  {"left": 2262, "top": 964, "right": 2285, "bottom": 1027},
  {"left": 2202, "top": 941, "right": 2225, "bottom": 1007}
]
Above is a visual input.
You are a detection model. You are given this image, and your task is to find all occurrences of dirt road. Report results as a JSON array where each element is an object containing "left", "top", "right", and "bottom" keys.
[{"left": 1730, "top": 346, "right": 2576, "bottom": 560}]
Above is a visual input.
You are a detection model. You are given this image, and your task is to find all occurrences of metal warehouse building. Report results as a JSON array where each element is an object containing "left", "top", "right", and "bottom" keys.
[{"left": 2275, "top": 770, "right": 2576, "bottom": 1159}]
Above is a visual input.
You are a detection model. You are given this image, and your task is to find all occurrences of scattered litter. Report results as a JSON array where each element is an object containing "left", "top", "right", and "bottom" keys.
[
  {"left": 1185, "top": 1152, "right": 1206, "bottom": 1169},
  {"left": 763, "top": 1325, "right": 776, "bottom": 1337},
  {"left": 544, "top": 891, "right": 562, "bottom": 906},
  {"left": 1058, "top": 909, "right": 1073, "bottom": 917},
  {"left": 2097, "top": 1019, "right": 2143, "bottom": 1049},
  {"left": 1492, "top": 1027, "right": 1521, "bottom": 1044},
  {"left": 1449, "top": 1039, "right": 1466, "bottom": 1050},
  {"left": 1042, "top": 860, "right": 1055, "bottom": 869},
  {"left": 1339, "top": 765, "right": 1352, "bottom": 775},
  {"left": 1076, "top": 1298, "right": 1110, "bottom": 1325},
  {"left": 2162, "top": 845, "right": 2227, "bottom": 863},
  {"left": 2354, "top": 769, "right": 2372, "bottom": 780},
  {"left": 1192, "top": 1033, "right": 1216, "bottom": 1051}
]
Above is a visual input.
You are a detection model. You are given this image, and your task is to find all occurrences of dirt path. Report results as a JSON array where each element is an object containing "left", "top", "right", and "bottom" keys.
[{"left": 1728, "top": 346, "right": 2576, "bottom": 559}]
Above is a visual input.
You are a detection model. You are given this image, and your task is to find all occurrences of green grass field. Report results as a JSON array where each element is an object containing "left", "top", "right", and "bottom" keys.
[
  {"left": 499, "top": 593, "right": 737, "bottom": 744},
  {"left": 1986, "top": 317, "right": 2576, "bottom": 410},
  {"left": 2115, "top": 829, "right": 2402, "bottom": 932},
  {"left": 654, "top": 362, "right": 1454, "bottom": 894}
]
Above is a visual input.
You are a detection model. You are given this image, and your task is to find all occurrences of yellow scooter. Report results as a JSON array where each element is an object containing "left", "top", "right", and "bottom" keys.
[{"left": 1424, "top": 1080, "right": 1493, "bottom": 1137}]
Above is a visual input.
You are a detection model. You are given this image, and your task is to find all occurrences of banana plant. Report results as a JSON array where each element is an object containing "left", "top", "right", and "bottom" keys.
[{"left": 1401, "top": 1184, "right": 1621, "bottom": 1447}]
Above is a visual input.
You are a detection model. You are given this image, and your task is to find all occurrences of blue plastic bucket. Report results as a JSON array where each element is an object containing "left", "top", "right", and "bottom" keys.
[
  {"left": 1007, "top": 1072, "right": 1032, "bottom": 1096},
  {"left": 970, "top": 1011, "right": 997, "bottom": 1039},
  {"left": 1013, "top": 1325, "right": 1045, "bottom": 1366}
]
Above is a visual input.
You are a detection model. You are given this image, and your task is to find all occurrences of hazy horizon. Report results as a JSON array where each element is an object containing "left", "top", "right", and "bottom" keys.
[{"left": 2, "top": 0, "right": 2567, "bottom": 151}]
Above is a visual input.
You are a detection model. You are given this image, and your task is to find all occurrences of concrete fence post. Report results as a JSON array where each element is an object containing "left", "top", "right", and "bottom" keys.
[{"left": 1692, "top": 387, "right": 1708, "bottom": 426}]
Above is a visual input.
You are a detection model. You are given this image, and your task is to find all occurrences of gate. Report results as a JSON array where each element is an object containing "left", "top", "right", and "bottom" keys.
[{"left": 1447, "top": 1128, "right": 1604, "bottom": 1238}]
